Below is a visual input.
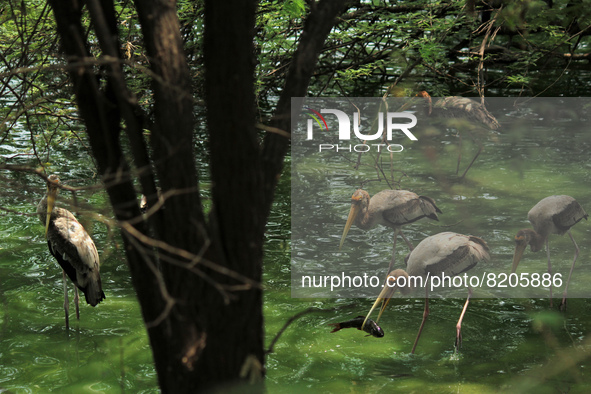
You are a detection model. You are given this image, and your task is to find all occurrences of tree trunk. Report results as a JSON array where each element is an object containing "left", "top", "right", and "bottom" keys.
[
  {"left": 199, "top": 0, "right": 268, "bottom": 389},
  {"left": 47, "top": 0, "right": 350, "bottom": 391}
]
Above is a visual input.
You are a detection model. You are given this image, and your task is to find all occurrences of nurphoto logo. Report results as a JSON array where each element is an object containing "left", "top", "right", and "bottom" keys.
[{"left": 304, "top": 107, "right": 418, "bottom": 153}]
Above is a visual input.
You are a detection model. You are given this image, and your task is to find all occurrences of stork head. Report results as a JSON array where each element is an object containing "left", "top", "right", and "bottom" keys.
[
  {"left": 339, "top": 189, "right": 369, "bottom": 250},
  {"left": 361, "top": 269, "right": 409, "bottom": 330},
  {"left": 45, "top": 175, "right": 60, "bottom": 237},
  {"left": 511, "top": 228, "right": 539, "bottom": 273},
  {"left": 416, "top": 91, "right": 432, "bottom": 115}
]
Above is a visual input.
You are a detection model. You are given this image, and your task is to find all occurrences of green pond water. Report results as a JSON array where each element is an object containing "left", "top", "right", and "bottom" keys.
[{"left": 1, "top": 98, "right": 591, "bottom": 393}]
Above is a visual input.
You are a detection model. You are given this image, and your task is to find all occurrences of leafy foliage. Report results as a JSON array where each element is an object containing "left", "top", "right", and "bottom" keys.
[
  {"left": 252, "top": 0, "right": 590, "bottom": 99},
  {"left": 2, "top": 0, "right": 590, "bottom": 165}
]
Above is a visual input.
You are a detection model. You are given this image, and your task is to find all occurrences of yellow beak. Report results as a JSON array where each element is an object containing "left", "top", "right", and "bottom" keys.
[
  {"left": 45, "top": 186, "right": 57, "bottom": 237},
  {"left": 511, "top": 243, "right": 526, "bottom": 274},
  {"left": 361, "top": 281, "right": 396, "bottom": 329},
  {"left": 339, "top": 204, "right": 360, "bottom": 250}
]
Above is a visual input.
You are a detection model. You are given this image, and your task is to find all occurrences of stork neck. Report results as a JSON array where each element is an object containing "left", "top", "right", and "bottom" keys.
[
  {"left": 400, "top": 280, "right": 413, "bottom": 295},
  {"left": 36, "top": 195, "right": 48, "bottom": 224},
  {"left": 386, "top": 269, "right": 412, "bottom": 295},
  {"left": 528, "top": 229, "right": 546, "bottom": 252},
  {"left": 356, "top": 205, "right": 374, "bottom": 229}
]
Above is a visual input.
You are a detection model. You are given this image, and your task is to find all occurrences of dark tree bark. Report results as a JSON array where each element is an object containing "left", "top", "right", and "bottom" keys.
[
  {"left": 47, "top": 0, "right": 350, "bottom": 391},
  {"left": 201, "top": 0, "right": 266, "bottom": 389}
]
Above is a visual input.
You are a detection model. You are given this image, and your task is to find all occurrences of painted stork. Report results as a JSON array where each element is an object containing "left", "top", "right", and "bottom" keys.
[
  {"left": 416, "top": 92, "right": 500, "bottom": 178},
  {"left": 512, "top": 195, "right": 587, "bottom": 310},
  {"left": 339, "top": 189, "right": 442, "bottom": 273},
  {"left": 362, "top": 232, "right": 490, "bottom": 353},
  {"left": 37, "top": 175, "right": 105, "bottom": 329}
]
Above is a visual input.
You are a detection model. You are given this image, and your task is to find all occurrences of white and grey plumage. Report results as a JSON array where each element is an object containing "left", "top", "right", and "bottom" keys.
[
  {"left": 339, "top": 189, "right": 442, "bottom": 272},
  {"left": 362, "top": 232, "right": 490, "bottom": 353},
  {"left": 37, "top": 175, "right": 105, "bottom": 328},
  {"left": 512, "top": 195, "right": 587, "bottom": 310}
]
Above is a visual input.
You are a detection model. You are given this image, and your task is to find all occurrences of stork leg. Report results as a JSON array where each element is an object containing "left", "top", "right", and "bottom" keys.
[
  {"left": 411, "top": 287, "right": 429, "bottom": 354},
  {"left": 459, "top": 144, "right": 483, "bottom": 179},
  {"left": 387, "top": 228, "right": 400, "bottom": 276},
  {"left": 559, "top": 230, "right": 579, "bottom": 311},
  {"left": 399, "top": 231, "right": 415, "bottom": 251},
  {"left": 387, "top": 230, "right": 415, "bottom": 277},
  {"left": 62, "top": 270, "right": 69, "bottom": 330},
  {"left": 74, "top": 287, "right": 80, "bottom": 321},
  {"left": 455, "top": 287, "right": 473, "bottom": 351},
  {"left": 546, "top": 239, "right": 553, "bottom": 308},
  {"left": 455, "top": 132, "right": 462, "bottom": 176}
]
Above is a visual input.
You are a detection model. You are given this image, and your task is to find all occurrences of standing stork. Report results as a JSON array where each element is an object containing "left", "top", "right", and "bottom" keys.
[
  {"left": 339, "top": 189, "right": 442, "bottom": 273},
  {"left": 361, "top": 232, "right": 490, "bottom": 353},
  {"left": 416, "top": 92, "right": 500, "bottom": 178},
  {"left": 37, "top": 175, "right": 105, "bottom": 329},
  {"left": 512, "top": 195, "right": 587, "bottom": 310}
]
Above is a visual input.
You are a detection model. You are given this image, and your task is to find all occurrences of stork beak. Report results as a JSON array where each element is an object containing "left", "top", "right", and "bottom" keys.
[
  {"left": 339, "top": 204, "right": 360, "bottom": 250},
  {"left": 375, "top": 296, "right": 391, "bottom": 324},
  {"left": 511, "top": 242, "right": 527, "bottom": 274},
  {"left": 361, "top": 278, "right": 396, "bottom": 329},
  {"left": 45, "top": 184, "right": 57, "bottom": 237}
]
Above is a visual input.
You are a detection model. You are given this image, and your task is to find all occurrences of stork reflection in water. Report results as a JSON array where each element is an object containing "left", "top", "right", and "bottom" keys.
[
  {"left": 37, "top": 175, "right": 105, "bottom": 329},
  {"left": 362, "top": 232, "right": 490, "bottom": 353},
  {"left": 512, "top": 195, "right": 587, "bottom": 310},
  {"left": 340, "top": 189, "right": 442, "bottom": 273}
]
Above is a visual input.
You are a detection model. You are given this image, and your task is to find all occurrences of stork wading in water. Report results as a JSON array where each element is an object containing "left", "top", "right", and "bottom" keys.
[
  {"left": 339, "top": 189, "right": 442, "bottom": 273},
  {"left": 512, "top": 195, "right": 587, "bottom": 311},
  {"left": 361, "top": 232, "right": 490, "bottom": 353},
  {"left": 37, "top": 175, "right": 105, "bottom": 329},
  {"left": 415, "top": 92, "right": 500, "bottom": 179}
]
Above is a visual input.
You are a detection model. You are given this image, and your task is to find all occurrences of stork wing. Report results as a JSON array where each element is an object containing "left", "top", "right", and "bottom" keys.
[
  {"left": 552, "top": 200, "right": 588, "bottom": 233},
  {"left": 409, "top": 232, "right": 490, "bottom": 278},
  {"left": 382, "top": 196, "right": 440, "bottom": 226},
  {"left": 48, "top": 212, "right": 99, "bottom": 272}
]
